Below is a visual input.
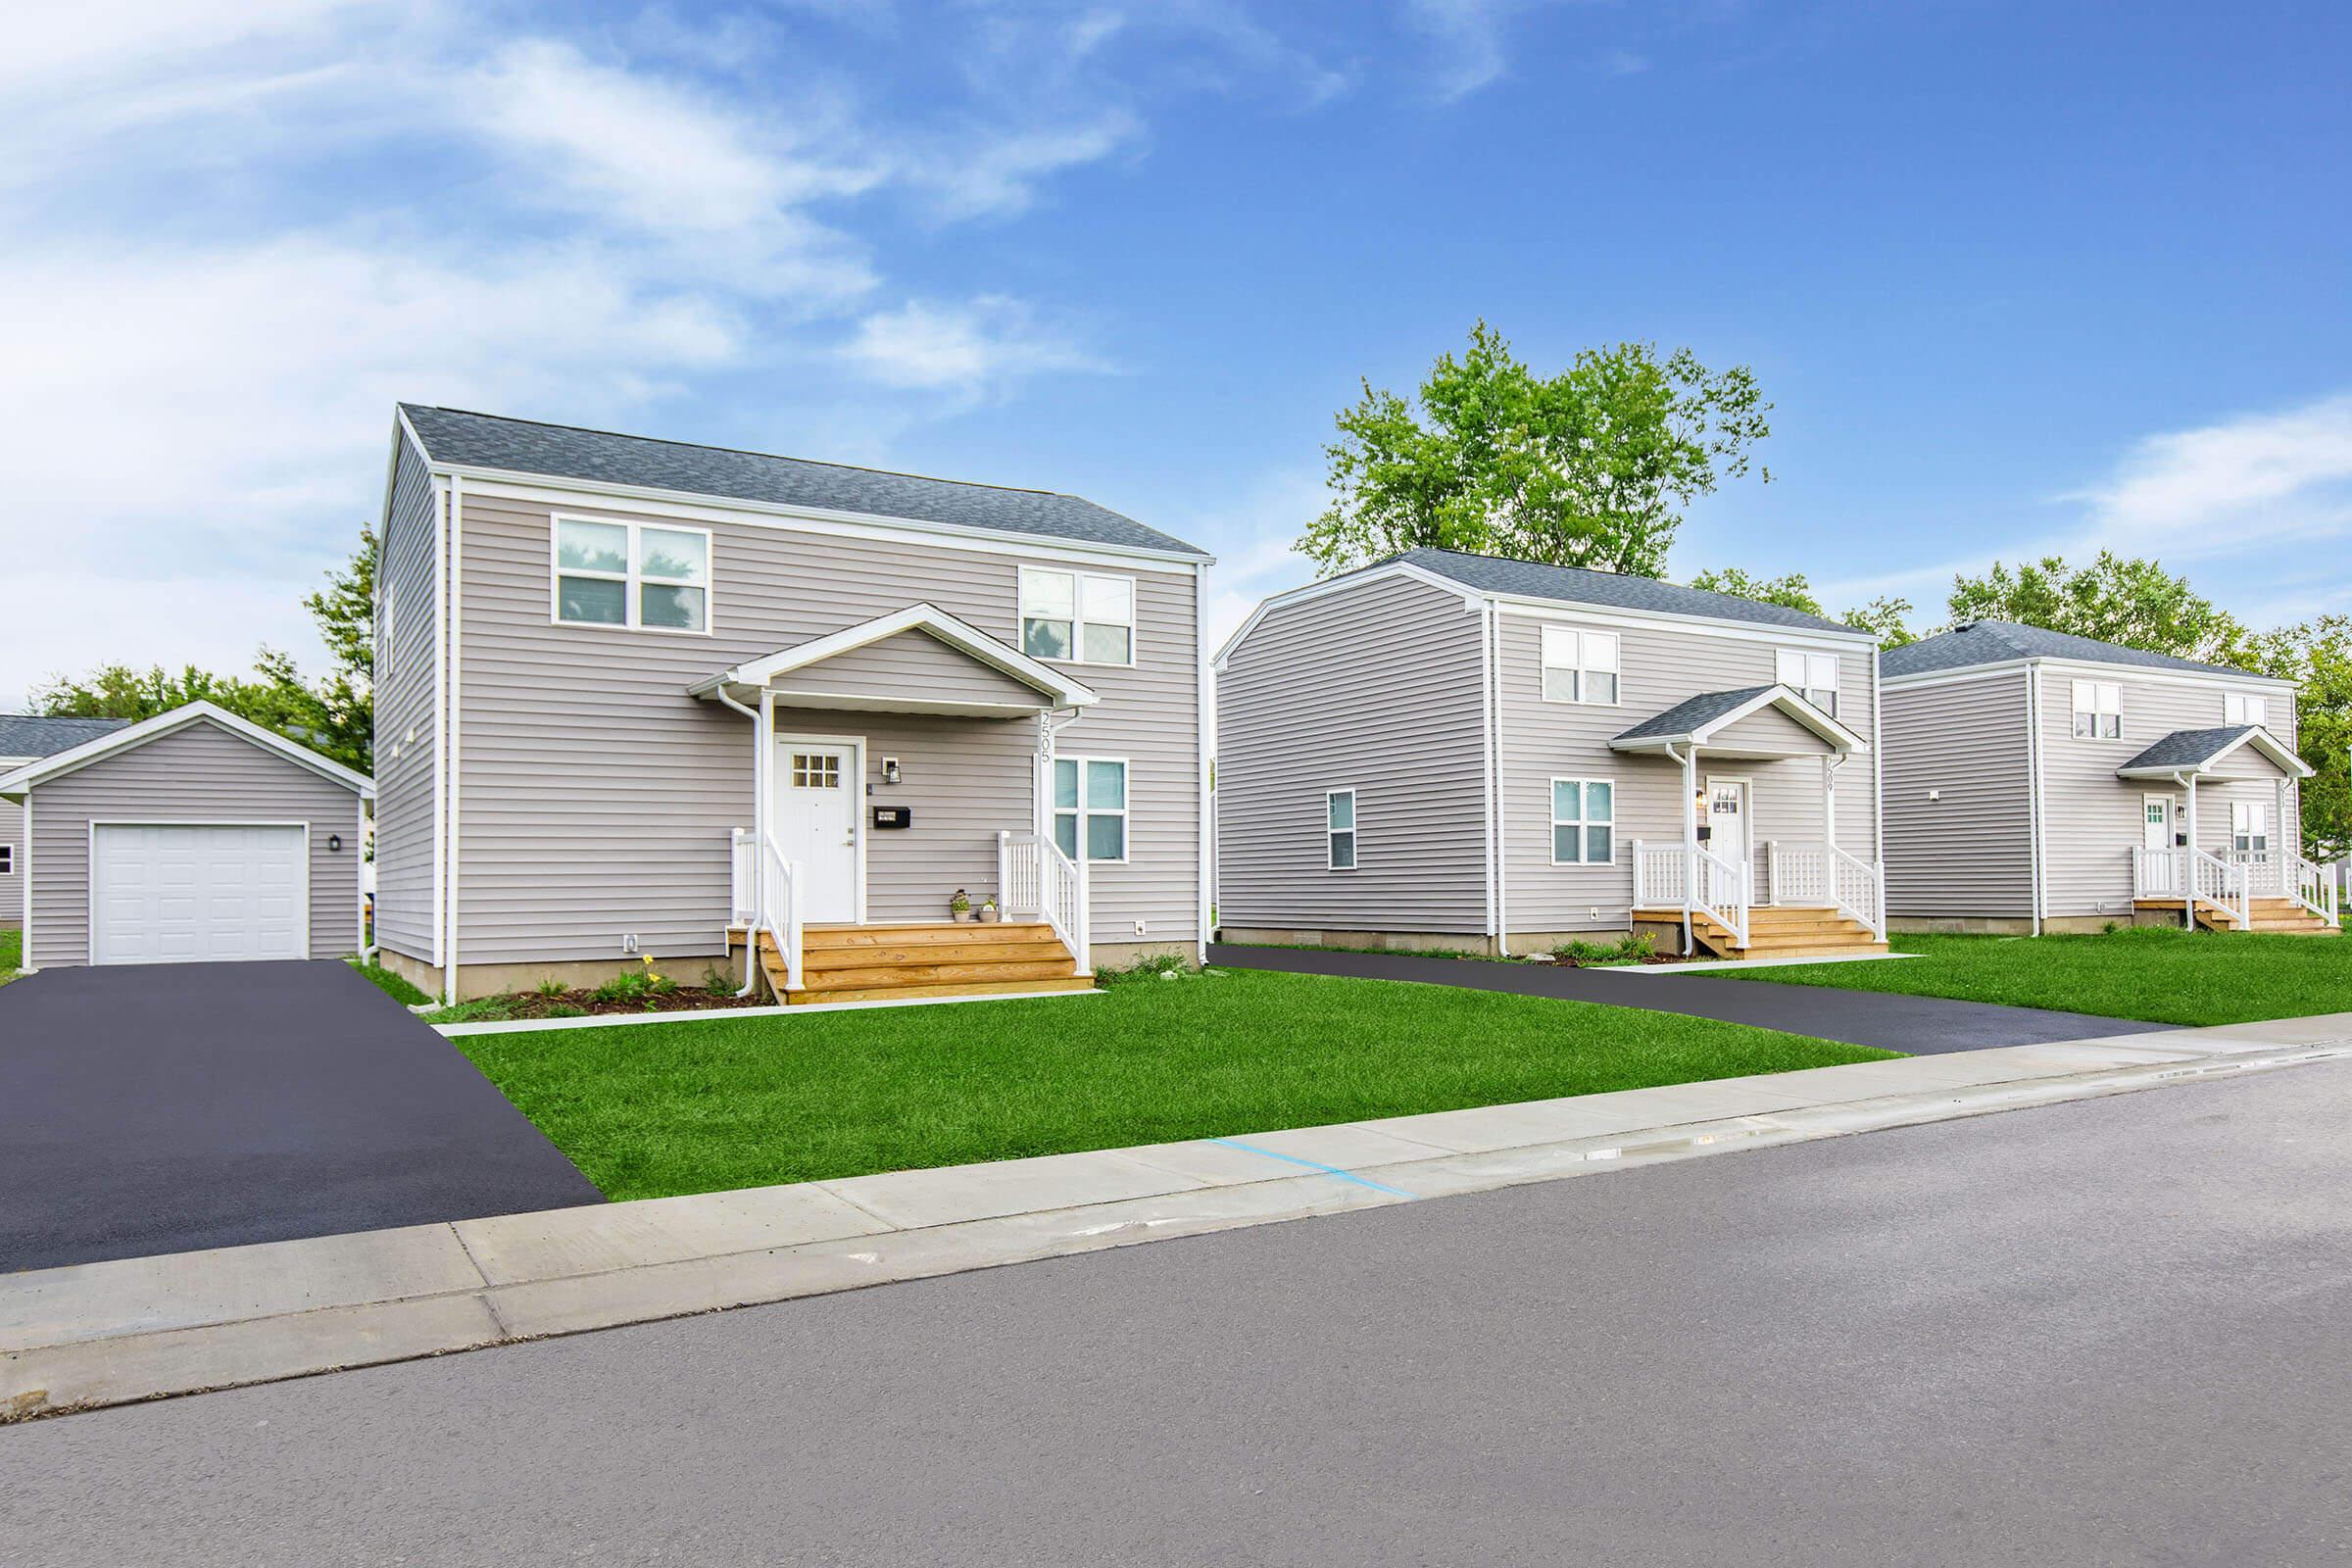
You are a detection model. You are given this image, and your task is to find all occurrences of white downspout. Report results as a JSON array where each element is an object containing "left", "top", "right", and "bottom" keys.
[
  {"left": 1676, "top": 741, "right": 1696, "bottom": 956},
  {"left": 2183, "top": 771, "right": 2200, "bottom": 930},
  {"left": 2024, "top": 663, "right": 2045, "bottom": 936},
  {"left": 441, "top": 473, "right": 464, "bottom": 1006},
  {"left": 1484, "top": 599, "right": 1504, "bottom": 954},
  {"left": 715, "top": 681, "right": 762, "bottom": 997}
]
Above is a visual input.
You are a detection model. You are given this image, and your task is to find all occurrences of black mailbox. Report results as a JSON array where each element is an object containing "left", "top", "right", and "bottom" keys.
[{"left": 872, "top": 806, "right": 912, "bottom": 830}]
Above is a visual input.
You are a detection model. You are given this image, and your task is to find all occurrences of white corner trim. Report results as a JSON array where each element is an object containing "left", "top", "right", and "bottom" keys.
[
  {"left": 687, "top": 603, "right": 1100, "bottom": 710},
  {"left": 0, "top": 703, "right": 373, "bottom": 798}
]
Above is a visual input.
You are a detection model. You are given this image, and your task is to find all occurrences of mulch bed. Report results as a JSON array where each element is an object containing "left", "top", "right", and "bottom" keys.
[{"left": 471, "top": 987, "right": 757, "bottom": 1020}]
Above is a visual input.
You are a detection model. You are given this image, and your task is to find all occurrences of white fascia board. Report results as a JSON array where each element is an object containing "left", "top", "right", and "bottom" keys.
[
  {"left": 2116, "top": 727, "right": 2313, "bottom": 780},
  {"left": 687, "top": 603, "right": 1100, "bottom": 709},
  {"left": 0, "top": 702, "right": 374, "bottom": 798},
  {"left": 1886, "top": 655, "right": 2297, "bottom": 693},
  {"left": 438, "top": 469, "right": 1211, "bottom": 571},
  {"left": 1610, "top": 684, "right": 1868, "bottom": 756},
  {"left": 1492, "top": 596, "right": 1879, "bottom": 651},
  {"left": 1211, "top": 561, "right": 1484, "bottom": 670}
]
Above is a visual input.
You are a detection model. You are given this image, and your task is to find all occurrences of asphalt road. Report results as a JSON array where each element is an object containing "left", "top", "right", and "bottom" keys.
[
  {"left": 10, "top": 1057, "right": 2349, "bottom": 1566},
  {"left": 1209, "top": 941, "right": 2180, "bottom": 1053},
  {"left": 0, "top": 959, "right": 601, "bottom": 1270}
]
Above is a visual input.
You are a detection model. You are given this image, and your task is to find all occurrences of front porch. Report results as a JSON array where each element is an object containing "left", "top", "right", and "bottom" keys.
[
  {"left": 697, "top": 604, "right": 1105, "bottom": 1004},
  {"left": 2120, "top": 725, "right": 2338, "bottom": 935},
  {"left": 1615, "top": 685, "right": 1888, "bottom": 961}
]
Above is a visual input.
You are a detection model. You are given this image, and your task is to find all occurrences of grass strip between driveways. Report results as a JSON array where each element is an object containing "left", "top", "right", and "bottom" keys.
[
  {"left": 455, "top": 967, "right": 1892, "bottom": 1202},
  {"left": 348, "top": 956, "right": 432, "bottom": 1006},
  {"left": 1724, "top": 927, "right": 2352, "bottom": 1026},
  {"left": 0, "top": 926, "right": 18, "bottom": 986}
]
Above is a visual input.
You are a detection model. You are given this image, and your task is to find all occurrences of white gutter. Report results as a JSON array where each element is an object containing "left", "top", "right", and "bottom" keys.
[{"left": 441, "top": 474, "right": 464, "bottom": 1007}]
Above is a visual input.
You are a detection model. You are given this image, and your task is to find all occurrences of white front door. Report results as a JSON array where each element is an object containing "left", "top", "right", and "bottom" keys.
[
  {"left": 2142, "top": 795, "right": 2174, "bottom": 853},
  {"left": 90, "top": 823, "right": 308, "bottom": 964},
  {"left": 773, "top": 738, "right": 861, "bottom": 922},
  {"left": 1705, "top": 777, "right": 1749, "bottom": 877}
]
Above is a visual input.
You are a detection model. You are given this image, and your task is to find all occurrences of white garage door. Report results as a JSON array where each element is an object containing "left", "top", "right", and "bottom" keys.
[{"left": 90, "top": 824, "right": 309, "bottom": 964}]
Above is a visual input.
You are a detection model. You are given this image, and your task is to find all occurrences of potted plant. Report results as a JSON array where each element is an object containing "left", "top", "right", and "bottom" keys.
[
  {"left": 948, "top": 889, "right": 972, "bottom": 921},
  {"left": 976, "top": 897, "right": 1001, "bottom": 923}
]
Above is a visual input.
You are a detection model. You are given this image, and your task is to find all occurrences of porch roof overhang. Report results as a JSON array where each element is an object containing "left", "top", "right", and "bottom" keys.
[
  {"left": 686, "top": 603, "right": 1100, "bottom": 719},
  {"left": 1609, "top": 683, "right": 1869, "bottom": 760},
  {"left": 2115, "top": 724, "right": 2312, "bottom": 781}
]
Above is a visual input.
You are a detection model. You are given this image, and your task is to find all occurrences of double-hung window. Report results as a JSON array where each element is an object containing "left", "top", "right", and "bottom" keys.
[
  {"left": 2225, "top": 692, "right": 2269, "bottom": 727},
  {"left": 1053, "top": 756, "right": 1129, "bottom": 862},
  {"left": 1326, "top": 790, "right": 1356, "bottom": 870},
  {"left": 554, "top": 517, "right": 711, "bottom": 632},
  {"left": 2231, "top": 802, "right": 2270, "bottom": 856},
  {"left": 1541, "top": 626, "right": 1619, "bottom": 704},
  {"left": 0, "top": 844, "right": 11, "bottom": 876},
  {"left": 1550, "top": 778, "right": 1615, "bottom": 865},
  {"left": 1021, "top": 568, "right": 1135, "bottom": 665},
  {"left": 2071, "top": 680, "right": 2122, "bottom": 739},
  {"left": 1776, "top": 650, "right": 1839, "bottom": 715}
]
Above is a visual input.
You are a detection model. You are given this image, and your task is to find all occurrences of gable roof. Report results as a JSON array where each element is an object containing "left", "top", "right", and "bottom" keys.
[
  {"left": 1881, "top": 619, "right": 2278, "bottom": 682},
  {"left": 687, "top": 603, "right": 1099, "bottom": 716},
  {"left": 400, "top": 404, "right": 1210, "bottom": 561},
  {"left": 2115, "top": 725, "right": 2312, "bottom": 779},
  {"left": 0, "top": 714, "right": 130, "bottom": 760},
  {"left": 1610, "top": 684, "right": 1868, "bottom": 754},
  {"left": 1393, "top": 549, "right": 1864, "bottom": 635},
  {"left": 0, "top": 702, "right": 372, "bottom": 800}
]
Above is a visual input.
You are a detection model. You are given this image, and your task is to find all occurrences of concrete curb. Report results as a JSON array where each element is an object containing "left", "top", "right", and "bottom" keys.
[{"left": 8, "top": 1016, "right": 2349, "bottom": 1423}]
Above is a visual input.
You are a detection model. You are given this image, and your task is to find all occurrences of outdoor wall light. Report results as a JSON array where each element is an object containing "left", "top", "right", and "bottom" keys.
[
  {"left": 328, "top": 833, "right": 343, "bottom": 852},
  {"left": 881, "top": 758, "right": 902, "bottom": 785}
]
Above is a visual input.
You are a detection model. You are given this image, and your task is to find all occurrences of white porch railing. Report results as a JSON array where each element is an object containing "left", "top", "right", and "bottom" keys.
[
  {"left": 2225, "top": 849, "right": 2284, "bottom": 897},
  {"left": 729, "top": 828, "right": 758, "bottom": 926},
  {"left": 759, "top": 831, "right": 805, "bottom": 991},
  {"left": 1632, "top": 839, "right": 1748, "bottom": 950},
  {"left": 2287, "top": 852, "right": 2343, "bottom": 927},
  {"left": 2132, "top": 846, "right": 2188, "bottom": 901},
  {"left": 2192, "top": 849, "right": 2248, "bottom": 930},
  {"left": 999, "top": 830, "right": 1090, "bottom": 971},
  {"left": 1827, "top": 843, "right": 1886, "bottom": 940},
  {"left": 1765, "top": 842, "right": 1829, "bottom": 906}
]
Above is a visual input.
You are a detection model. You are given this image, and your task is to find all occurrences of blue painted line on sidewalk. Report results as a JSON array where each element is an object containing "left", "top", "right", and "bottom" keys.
[{"left": 1205, "top": 1138, "right": 1419, "bottom": 1199}]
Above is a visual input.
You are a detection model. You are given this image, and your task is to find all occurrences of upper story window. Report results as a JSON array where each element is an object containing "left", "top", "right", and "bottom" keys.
[
  {"left": 1541, "top": 626, "right": 1619, "bottom": 704},
  {"left": 1776, "top": 650, "right": 1839, "bottom": 715},
  {"left": 1326, "top": 790, "right": 1357, "bottom": 870},
  {"left": 1021, "top": 567, "right": 1135, "bottom": 665},
  {"left": 2225, "top": 692, "right": 2269, "bottom": 727},
  {"left": 2071, "top": 679, "right": 2122, "bottom": 739},
  {"left": 553, "top": 516, "right": 710, "bottom": 633}
]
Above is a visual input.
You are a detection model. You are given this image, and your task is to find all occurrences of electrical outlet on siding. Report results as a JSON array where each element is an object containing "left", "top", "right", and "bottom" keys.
[
  {"left": 621, "top": 934, "right": 639, "bottom": 954},
  {"left": 1134, "top": 920, "right": 1147, "bottom": 936}
]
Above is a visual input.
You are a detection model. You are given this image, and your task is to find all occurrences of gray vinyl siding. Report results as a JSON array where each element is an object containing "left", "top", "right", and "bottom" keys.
[
  {"left": 1881, "top": 669, "right": 2034, "bottom": 918},
  {"left": 449, "top": 491, "right": 1201, "bottom": 965},
  {"left": 373, "top": 427, "right": 441, "bottom": 961},
  {"left": 0, "top": 794, "right": 24, "bottom": 925},
  {"left": 1215, "top": 573, "right": 1491, "bottom": 934},
  {"left": 2036, "top": 668, "right": 2301, "bottom": 917},
  {"left": 1499, "top": 611, "right": 1880, "bottom": 932},
  {"left": 773, "top": 629, "right": 1045, "bottom": 708},
  {"left": 25, "top": 721, "right": 364, "bottom": 968}
]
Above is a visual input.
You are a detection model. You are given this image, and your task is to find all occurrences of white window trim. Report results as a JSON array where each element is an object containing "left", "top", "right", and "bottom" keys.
[
  {"left": 2070, "top": 679, "right": 2122, "bottom": 740},
  {"left": 1539, "top": 625, "right": 1621, "bottom": 707},
  {"left": 1054, "top": 754, "right": 1132, "bottom": 864},
  {"left": 1326, "top": 788, "right": 1357, "bottom": 871},
  {"left": 0, "top": 843, "right": 12, "bottom": 876},
  {"left": 1776, "top": 649, "right": 1840, "bottom": 715},
  {"left": 1548, "top": 775, "right": 1616, "bottom": 866},
  {"left": 2226, "top": 692, "right": 2269, "bottom": 727},
  {"left": 1019, "top": 564, "right": 1138, "bottom": 669},
  {"left": 2231, "top": 800, "right": 2270, "bottom": 854},
  {"left": 549, "top": 514, "right": 715, "bottom": 637}
]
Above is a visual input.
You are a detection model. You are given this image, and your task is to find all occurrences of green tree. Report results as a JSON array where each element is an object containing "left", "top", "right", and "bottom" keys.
[
  {"left": 1688, "top": 566, "right": 1916, "bottom": 646},
  {"left": 2246, "top": 615, "right": 2352, "bottom": 859},
  {"left": 1300, "top": 323, "right": 1774, "bottom": 577},
  {"left": 1945, "top": 552, "right": 2245, "bottom": 664},
  {"left": 34, "top": 528, "right": 375, "bottom": 774}
]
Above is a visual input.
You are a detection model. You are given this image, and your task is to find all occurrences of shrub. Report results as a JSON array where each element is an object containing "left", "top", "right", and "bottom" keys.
[{"left": 1097, "top": 952, "right": 1200, "bottom": 986}]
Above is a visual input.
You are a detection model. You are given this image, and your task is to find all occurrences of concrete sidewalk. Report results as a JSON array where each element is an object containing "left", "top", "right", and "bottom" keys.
[{"left": 8, "top": 1012, "right": 2349, "bottom": 1423}]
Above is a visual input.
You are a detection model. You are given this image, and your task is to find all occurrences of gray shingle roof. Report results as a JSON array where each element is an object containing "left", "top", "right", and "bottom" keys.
[
  {"left": 1394, "top": 549, "right": 1861, "bottom": 634},
  {"left": 1613, "top": 686, "right": 1778, "bottom": 743},
  {"left": 2117, "top": 726, "right": 2263, "bottom": 772},
  {"left": 0, "top": 714, "right": 130, "bottom": 759},
  {"left": 401, "top": 405, "right": 1209, "bottom": 559},
  {"left": 1881, "top": 619, "right": 2260, "bottom": 680}
]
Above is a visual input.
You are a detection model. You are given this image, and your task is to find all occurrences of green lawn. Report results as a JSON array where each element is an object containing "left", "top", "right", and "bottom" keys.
[
  {"left": 0, "top": 926, "right": 19, "bottom": 986},
  {"left": 1727, "top": 927, "right": 2352, "bottom": 1026},
  {"left": 347, "top": 956, "right": 432, "bottom": 1006},
  {"left": 455, "top": 968, "right": 1892, "bottom": 1201}
]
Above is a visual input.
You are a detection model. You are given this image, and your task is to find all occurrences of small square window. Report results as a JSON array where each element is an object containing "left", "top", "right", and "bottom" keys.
[
  {"left": 1541, "top": 626, "right": 1620, "bottom": 705},
  {"left": 2071, "top": 680, "right": 2122, "bottom": 739},
  {"left": 1022, "top": 567, "right": 1135, "bottom": 666},
  {"left": 1777, "top": 650, "right": 1840, "bottom": 715}
]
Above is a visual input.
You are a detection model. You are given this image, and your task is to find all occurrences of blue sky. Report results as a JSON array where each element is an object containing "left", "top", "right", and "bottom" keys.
[{"left": 5, "top": 0, "right": 2348, "bottom": 704}]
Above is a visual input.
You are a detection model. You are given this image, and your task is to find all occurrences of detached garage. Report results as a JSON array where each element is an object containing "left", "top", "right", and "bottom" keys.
[{"left": 0, "top": 703, "right": 372, "bottom": 970}]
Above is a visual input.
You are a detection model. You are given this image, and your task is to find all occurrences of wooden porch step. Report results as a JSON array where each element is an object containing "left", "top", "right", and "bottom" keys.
[
  {"left": 756, "top": 922, "right": 1087, "bottom": 1004},
  {"left": 797, "top": 958, "right": 1084, "bottom": 991},
  {"left": 802, "top": 937, "right": 1071, "bottom": 970},
  {"left": 784, "top": 975, "right": 1100, "bottom": 1005},
  {"left": 802, "top": 921, "right": 1054, "bottom": 949}
]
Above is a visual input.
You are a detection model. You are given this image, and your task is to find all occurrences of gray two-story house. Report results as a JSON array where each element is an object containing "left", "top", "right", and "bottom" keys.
[
  {"left": 1215, "top": 550, "right": 1888, "bottom": 960},
  {"left": 374, "top": 406, "right": 1212, "bottom": 1005},
  {"left": 1880, "top": 620, "right": 2334, "bottom": 935}
]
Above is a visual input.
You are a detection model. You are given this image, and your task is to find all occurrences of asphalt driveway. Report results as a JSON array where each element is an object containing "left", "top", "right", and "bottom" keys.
[
  {"left": 0, "top": 959, "right": 602, "bottom": 1273},
  {"left": 1207, "top": 943, "right": 2178, "bottom": 1053}
]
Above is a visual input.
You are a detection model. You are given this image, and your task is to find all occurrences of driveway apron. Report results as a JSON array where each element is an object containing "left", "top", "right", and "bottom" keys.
[
  {"left": 1205, "top": 944, "right": 2178, "bottom": 1054},
  {"left": 0, "top": 959, "right": 603, "bottom": 1272}
]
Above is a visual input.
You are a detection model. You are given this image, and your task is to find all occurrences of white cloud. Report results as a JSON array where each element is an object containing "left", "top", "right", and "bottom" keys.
[
  {"left": 909, "top": 112, "right": 1142, "bottom": 221},
  {"left": 1402, "top": 0, "right": 1575, "bottom": 101},
  {"left": 838, "top": 297, "right": 1106, "bottom": 391}
]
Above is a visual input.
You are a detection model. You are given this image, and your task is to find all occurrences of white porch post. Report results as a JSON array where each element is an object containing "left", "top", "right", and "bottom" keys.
[
  {"left": 2183, "top": 773, "right": 2199, "bottom": 930},
  {"left": 1679, "top": 743, "right": 1696, "bottom": 956},
  {"left": 1822, "top": 753, "right": 1838, "bottom": 853},
  {"left": 2277, "top": 776, "right": 2291, "bottom": 896}
]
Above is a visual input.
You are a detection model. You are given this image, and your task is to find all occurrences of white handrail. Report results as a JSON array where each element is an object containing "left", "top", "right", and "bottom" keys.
[
  {"left": 2286, "top": 851, "right": 2342, "bottom": 927},
  {"left": 1826, "top": 842, "right": 1884, "bottom": 940},
  {"left": 1689, "top": 840, "right": 1749, "bottom": 950},
  {"left": 1767, "top": 841, "right": 1831, "bottom": 906},
  {"left": 999, "top": 830, "right": 1090, "bottom": 972},
  {"left": 760, "top": 831, "right": 804, "bottom": 992},
  {"left": 2191, "top": 848, "right": 2248, "bottom": 930}
]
